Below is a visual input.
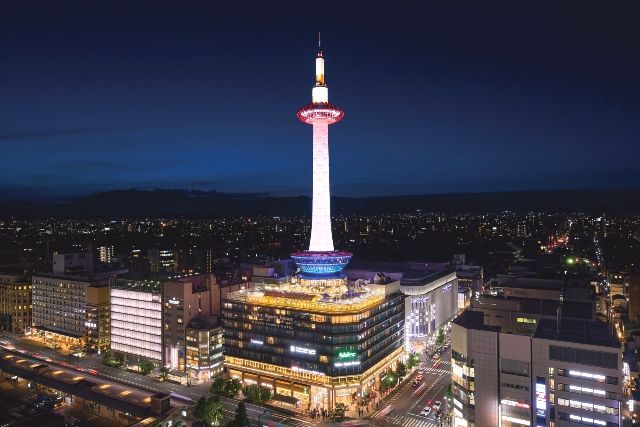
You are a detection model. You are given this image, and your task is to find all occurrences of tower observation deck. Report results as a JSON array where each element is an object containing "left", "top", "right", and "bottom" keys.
[{"left": 291, "top": 38, "right": 352, "bottom": 278}]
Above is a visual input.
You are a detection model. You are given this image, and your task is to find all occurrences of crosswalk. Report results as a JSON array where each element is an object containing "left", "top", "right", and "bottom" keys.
[
  {"left": 422, "top": 366, "right": 450, "bottom": 376},
  {"left": 380, "top": 414, "right": 438, "bottom": 427}
]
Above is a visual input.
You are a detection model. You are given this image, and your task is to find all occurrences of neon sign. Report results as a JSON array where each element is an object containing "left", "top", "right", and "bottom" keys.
[
  {"left": 338, "top": 351, "right": 356, "bottom": 359},
  {"left": 536, "top": 382, "right": 546, "bottom": 417}
]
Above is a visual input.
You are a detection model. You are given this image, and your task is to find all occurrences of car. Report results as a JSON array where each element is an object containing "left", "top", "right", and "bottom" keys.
[
  {"left": 411, "top": 380, "right": 420, "bottom": 387},
  {"left": 416, "top": 374, "right": 423, "bottom": 381},
  {"left": 433, "top": 401, "right": 442, "bottom": 411},
  {"left": 418, "top": 368, "right": 425, "bottom": 374},
  {"left": 420, "top": 407, "right": 432, "bottom": 416},
  {"left": 432, "top": 354, "right": 440, "bottom": 360}
]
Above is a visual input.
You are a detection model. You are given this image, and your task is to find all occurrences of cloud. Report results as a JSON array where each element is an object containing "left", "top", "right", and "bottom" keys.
[{"left": 0, "top": 126, "right": 138, "bottom": 141}]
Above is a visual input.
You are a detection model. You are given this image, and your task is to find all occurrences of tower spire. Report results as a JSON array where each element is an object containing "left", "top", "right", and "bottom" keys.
[{"left": 318, "top": 31, "right": 321, "bottom": 49}]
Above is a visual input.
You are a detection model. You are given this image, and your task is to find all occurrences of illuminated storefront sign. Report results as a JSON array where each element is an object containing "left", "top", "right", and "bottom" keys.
[
  {"left": 290, "top": 346, "right": 316, "bottom": 355},
  {"left": 168, "top": 298, "right": 179, "bottom": 305},
  {"left": 502, "top": 415, "right": 531, "bottom": 426},
  {"left": 250, "top": 339, "right": 264, "bottom": 345},
  {"left": 536, "top": 382, "right": 546, "bottom": 417},
  {"left": 338, "top": 351, "right": 356, "bottom": 359},
  {"left": 334, "top": 361, "right": 360, "bottom": 367},
  {"left": 291, "top": 366, "right": 324, "bottom": 376},
  {"left": 502, "top": 399, "right": 530, "bottom": 409}
]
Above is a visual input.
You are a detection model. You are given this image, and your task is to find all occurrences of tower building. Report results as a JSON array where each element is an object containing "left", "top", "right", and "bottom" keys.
[
  {"left": 223, "top": 39, "right": 405, "bottom": 411},
  {"left": 290, "top": 35, "right": 352, "bottom": 276}
]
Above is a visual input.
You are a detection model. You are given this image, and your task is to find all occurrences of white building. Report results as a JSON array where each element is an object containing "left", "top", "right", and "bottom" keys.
[{"left": 109, "top": 278, "right": 163, "bottom": 362}]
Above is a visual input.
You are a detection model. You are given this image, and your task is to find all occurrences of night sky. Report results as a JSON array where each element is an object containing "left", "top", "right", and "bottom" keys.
[{"left": 2, "top": 1, "right": 639, "bottom": 201}]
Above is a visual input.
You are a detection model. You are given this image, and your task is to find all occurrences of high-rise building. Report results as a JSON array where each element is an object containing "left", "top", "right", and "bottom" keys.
[
  {"left": 32, "top": 277, "right": 113, "bottom": 353},
  {"left": 109, "top": 273, "right": 224, "bottom": 383},
  {"left": 148, "top": 248, "right": 177, "bottom": 272},
  {"left": 223, "top": 41, "right": 405, "bottom": 411},
  {"left": 98, "top": 246, "right": 115, "bottom": 264},
  {"left": 110, "top": 277, "right": 163, "bottom": 363},
  {"left": 32, "top": 252, "right": 125, "bottom": 353},
  {"left": 0, "top": 273, "right": 32, "bottom": 334},
  {"left": 186, "top": 315, "right": 224, "bottom": 384},
  {"left": 451, "top": 279, "right": 622, "bottom": 427}
]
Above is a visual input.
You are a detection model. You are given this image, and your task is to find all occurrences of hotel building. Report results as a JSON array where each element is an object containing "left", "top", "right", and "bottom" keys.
[{"left": 32, "top": 274, "right": 112, "bottom": 353}]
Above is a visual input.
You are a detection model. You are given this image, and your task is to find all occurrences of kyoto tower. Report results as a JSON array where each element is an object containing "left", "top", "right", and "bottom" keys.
[{"left": 291, "top": 36, "right": 352, "bottom": 277}]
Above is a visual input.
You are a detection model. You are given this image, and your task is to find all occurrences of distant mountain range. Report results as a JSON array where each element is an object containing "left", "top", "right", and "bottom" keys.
[{"left": 0, "top": 188, "right": 638, "bottom": 219}]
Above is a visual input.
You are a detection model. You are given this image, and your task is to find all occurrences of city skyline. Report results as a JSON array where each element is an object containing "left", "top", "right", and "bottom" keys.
[{"left": 2, "top": 1, "right": 639, "bottom": 201}]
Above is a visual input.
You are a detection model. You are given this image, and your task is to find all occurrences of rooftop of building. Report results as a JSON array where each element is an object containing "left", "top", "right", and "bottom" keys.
[
  {"left": 225, "top": 278, "right": 391, "bottom": 314},
  {"left": 346, "top": 261, "right": 456, "bottom": 287},
  {"left": 474, "top": 295, "right": 595, "bottom": 320},
  {"left": 495, "top": 274, "right": 591, "bottom": 290},
  {"left": 187, "top": 315, "right": 221, "bottom": 330},
  {"left": 0, "top": 351, "right": 172, "bottom": 417},
  {"left": 453, "top": 310, "right": 501, "bottom": 332},
  {"left": 533, "top": 317, "right": 620, "bottom": 348},
  {"left": 110, "top": 271, "right": 213, "bottom": 292}
]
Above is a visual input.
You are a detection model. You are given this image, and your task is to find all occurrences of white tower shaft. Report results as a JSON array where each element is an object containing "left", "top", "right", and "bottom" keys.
[{"left": 309, "top": 121, "right": 334, "bottom": 252}]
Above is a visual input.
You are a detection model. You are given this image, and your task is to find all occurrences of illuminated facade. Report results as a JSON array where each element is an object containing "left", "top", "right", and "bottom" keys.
[
  {"left": 32, "top": 273, "right": 112, "bottom": 353},
  {"left": 110, "top": 278, "right": 163, "bottom": 362},
  {"left": 292, "top": 37, "right": 351, "bottom": 276},
  {"left": 186, "top": 316, "right": 224, "bottom": 384},
  {"left": 85, "top": 284, "right": 110, "bottom": 354},
  {"left": 399, "top": 268, "right": 458, "bottom": 350},
  {"left": 223, "top": 42, "right": 405, "bottom": 410},
  {"left": 0, "top": 273, "right": 31, "bottom": 334},
  {"left": 451, "top": 311, "right": 622, "bottom": 427},
  {"left": 110, "top": 273, "right": 222, "bottom": 377},
  {"left": 223, "top": 281, "right": 404, "bottom": 409}
]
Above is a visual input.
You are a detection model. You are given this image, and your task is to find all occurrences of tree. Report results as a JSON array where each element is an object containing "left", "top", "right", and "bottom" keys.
[
  {"left": 259, "top": 386, "right": 272, "bottom": 403},
  {"left": 226, "top": 378, "right": 242, "bottom": 397},
  {"left": 159, "top": 366, "right": 170, "bottom": 380},
  {"left": 138, "top": 359, "right": 155, "bottom": 376},
  {"left": 234, "top": 402, "right": 250, "bottom": 427},
  {"left": 381, "top": 373, "right": 398, "bottom": 391},
  {"left": 332, "top": 403, "right": 346, "bottom": 421},
  {"left": 102, "top": 353, "right": 122, "bottom": 368},
  {"left": 395, "top": 361, "right": 407, "bottom": 378},
  {"left": 406, "top": 352, "right": 421, "bottom": 369},
  {"left": 436, "top": 328, "right": 446, "bottom": 347},
  {"left": 195, "top": 396, "right": 225, "bottom": 426},
  {"left": 445, "top": 383, "right": 453, "bottom": 401},
  {"left": 211, "top": 377, "right": 226, "bottom": 395},
  {"left": 194, "top": 397, "right": 208, "bottom": 421}
]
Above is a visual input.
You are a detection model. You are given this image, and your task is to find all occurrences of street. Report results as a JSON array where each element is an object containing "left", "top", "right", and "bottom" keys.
[{"left": 369, "top": 348, "right": 451, "bottom": 427}]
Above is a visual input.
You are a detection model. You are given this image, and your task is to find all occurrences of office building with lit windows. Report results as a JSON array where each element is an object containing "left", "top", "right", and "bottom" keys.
[
  {"left": 109, "top": 273, "right": 222, "bottom": 381},
  {"left": 32, "top": 275, "right": 117, "bottom": 353},
  {"left": 451, "top": 288, "right": 622, "bottom": 427},
  {"left": 346, "top": 264, "right": 458, "bottom": 353},
  {"left": 222, "top": 41, "right": 405, "bottom": 411},
  {"left": 0, "top": 273, "right": 32, "bottom": 334},
  {"left": 186, "top": 315, "right": 224, "bottom": 384}
]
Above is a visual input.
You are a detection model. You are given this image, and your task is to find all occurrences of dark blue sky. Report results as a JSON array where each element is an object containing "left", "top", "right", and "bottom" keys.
[{"left": 1, "top": 0, "right": 639, "bottom": 200}]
